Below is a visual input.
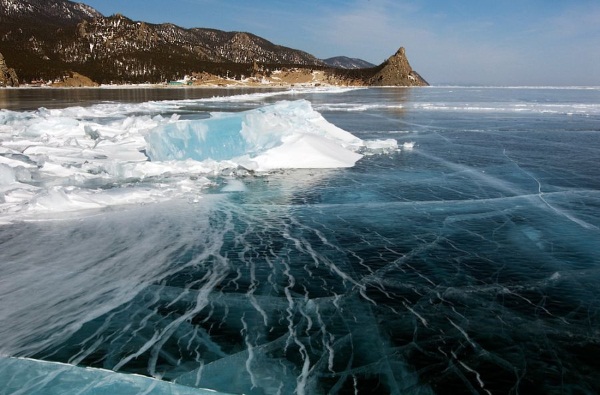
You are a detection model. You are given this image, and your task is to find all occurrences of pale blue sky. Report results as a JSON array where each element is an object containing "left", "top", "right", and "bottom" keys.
[{"left": 83, "top": 0, "right": 600, "bottom": 86}]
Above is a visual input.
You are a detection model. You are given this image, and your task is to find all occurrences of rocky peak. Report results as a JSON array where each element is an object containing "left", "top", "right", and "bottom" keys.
[
  {"left": 369, "top": 47, "right": 428, "bottom": 86},
  {"left": 232, "top": 32, "right": 252, "bottom": 44}
]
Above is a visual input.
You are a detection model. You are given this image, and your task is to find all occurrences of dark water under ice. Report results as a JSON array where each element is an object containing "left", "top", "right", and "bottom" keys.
[{"left": 1, "top": 87, "right": 599, "bottom": 394}]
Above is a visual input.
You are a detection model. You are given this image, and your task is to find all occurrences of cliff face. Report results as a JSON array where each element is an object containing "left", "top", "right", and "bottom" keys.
[
  {"left": 368, "top": 47, "right": 428, "bottom": 86},
  {"left": 0, "top": 52, "right": 19, "bottom": 86}
]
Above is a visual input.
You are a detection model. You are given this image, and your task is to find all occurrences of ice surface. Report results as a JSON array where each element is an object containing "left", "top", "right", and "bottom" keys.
[{"left": 2, "top": 87, "right": 599, "bottom": 395}]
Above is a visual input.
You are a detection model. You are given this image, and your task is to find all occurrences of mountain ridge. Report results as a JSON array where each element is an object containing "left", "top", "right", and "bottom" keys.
[
  {"left": 0, "top": 0, "right": 428, "bottom": 86},
  {"left": 322, "top": 56, "right": 375, "bottom": 69}
]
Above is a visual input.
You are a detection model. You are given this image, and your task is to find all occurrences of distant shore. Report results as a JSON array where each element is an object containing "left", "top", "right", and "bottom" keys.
[{"left": 9, "top": 68, "right": 366, "bottom": 90}]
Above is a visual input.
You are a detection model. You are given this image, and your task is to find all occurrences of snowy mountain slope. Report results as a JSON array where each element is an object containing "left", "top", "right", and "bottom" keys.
[
  {"left": 0, "top": 0, "right": 100, "bottom": 23},
  {"left": 322, "top": 56, "right": 376, "bottom": 69}
]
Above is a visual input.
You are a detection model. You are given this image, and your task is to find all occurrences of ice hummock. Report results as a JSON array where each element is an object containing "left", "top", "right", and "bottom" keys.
[
  {"left": 0, "top": 99, "right": 399, "bottom": 222},
  {"left": 144, "top": 99, "right": 367, "bottom": 171}
]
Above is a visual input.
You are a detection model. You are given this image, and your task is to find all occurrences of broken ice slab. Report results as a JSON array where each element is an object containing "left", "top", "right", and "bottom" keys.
[{"left": 144, "top": 100, "right": 365, "bottom": 170}]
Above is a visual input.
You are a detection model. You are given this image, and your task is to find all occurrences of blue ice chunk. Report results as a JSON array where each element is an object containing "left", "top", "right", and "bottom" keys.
[
  {"left": 0, "top": 357, "right": 233, "bottom": 395},
  {"left": 145, "top": 115, "right": 249, "bottom": 161},
  {"left": 144, "top": 100, "right": 364, "bottom": 165}
]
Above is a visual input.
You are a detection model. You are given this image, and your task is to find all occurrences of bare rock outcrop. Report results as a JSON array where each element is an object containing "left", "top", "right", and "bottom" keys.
[
  {"left": 369, "top": 47, "right": 428, "bottom": 86},
  {"left": 0, "top": 52, "right": 19, "bottom": 87},
  {"left": 52, "top": 71, "right": 98, "bottom": 87}
]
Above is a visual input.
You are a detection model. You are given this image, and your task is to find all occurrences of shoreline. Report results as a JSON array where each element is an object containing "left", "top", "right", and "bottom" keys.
[
  {"left": 7, "top": 81, "right": 352, "bottom": 90},
  {"left": 3, "top": 83, "right": 599, "bottom": 90},
  {"left": 3, "top": 81, "right": 599, "bottom": 94}
]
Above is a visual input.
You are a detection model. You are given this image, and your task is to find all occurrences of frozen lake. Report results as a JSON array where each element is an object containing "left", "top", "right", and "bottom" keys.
[{"left": 1, "top": 86, "right": 599, "bottom": 394}]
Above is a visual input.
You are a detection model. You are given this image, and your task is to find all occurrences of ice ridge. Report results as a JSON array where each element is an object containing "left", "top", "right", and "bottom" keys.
[
  {"left": 144, "top": 99, "right": 369, "bottom": 171},
  {"left": 0, "top": 99, "right": 399, "bottom": 223}
]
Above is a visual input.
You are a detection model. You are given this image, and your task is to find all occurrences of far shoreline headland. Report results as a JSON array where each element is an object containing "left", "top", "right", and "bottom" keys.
[{"left": 1, "top": 48, "right": 428, "bottom": 90}]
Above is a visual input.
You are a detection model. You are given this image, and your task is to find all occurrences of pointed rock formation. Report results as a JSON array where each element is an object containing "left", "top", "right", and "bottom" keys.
[
  {"left": 369, "top": 47, "right": 428, "bottom": 86},
  {"left": 0, "top": 52, "right": 19, "bottom": 87}
]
